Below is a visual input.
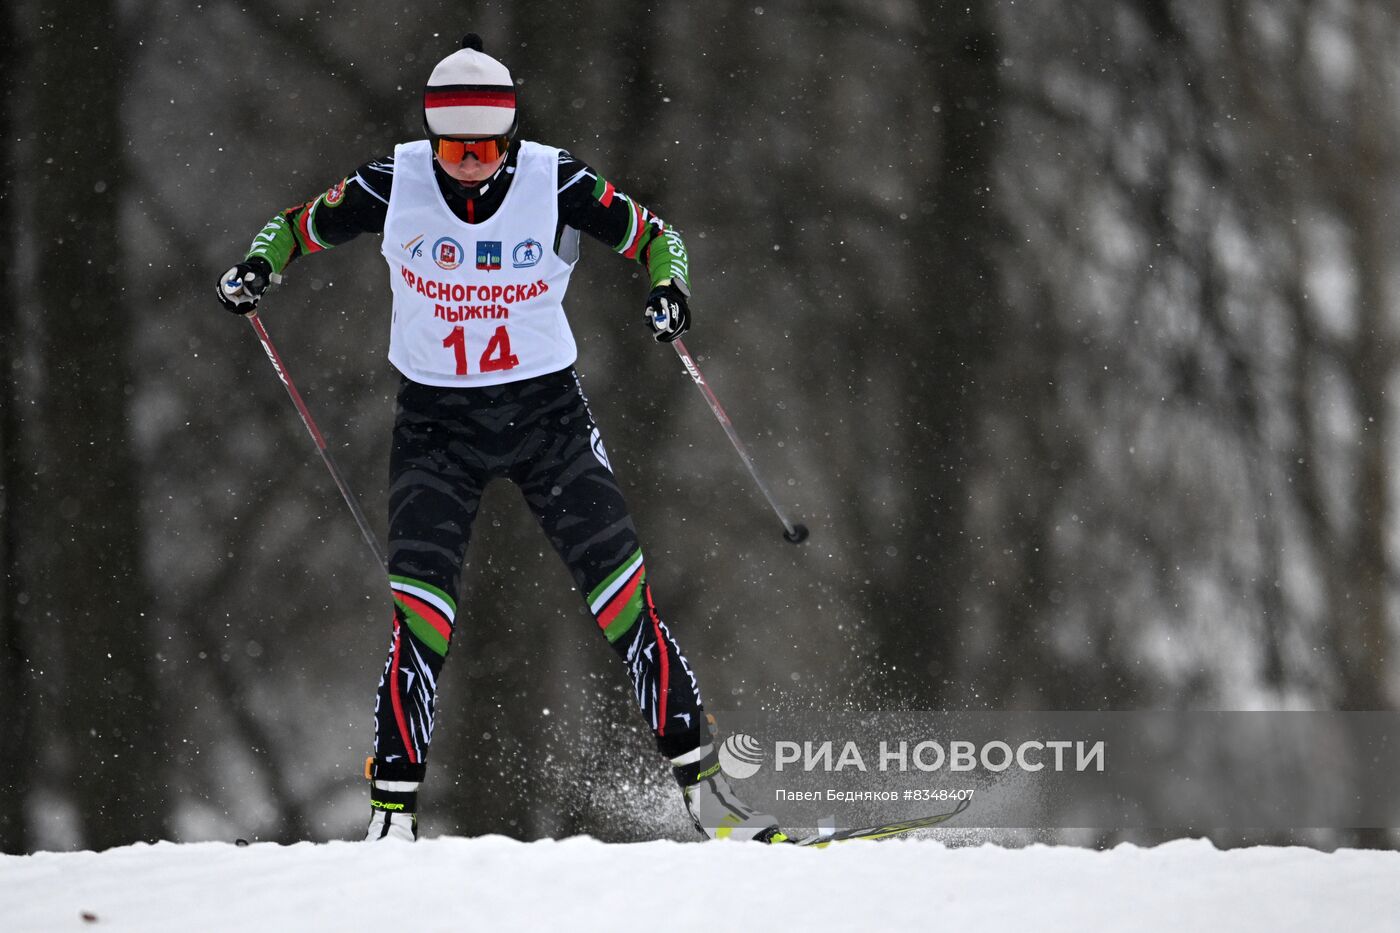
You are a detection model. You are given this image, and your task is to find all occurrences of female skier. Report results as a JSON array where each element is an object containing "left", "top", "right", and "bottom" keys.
[{"left": 216, "top": 34, "right": 782, "bottom": 843}]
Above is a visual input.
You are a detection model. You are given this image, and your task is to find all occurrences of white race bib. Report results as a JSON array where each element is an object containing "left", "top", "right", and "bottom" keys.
[{"left": 380, "top": 140, "right": 579, "bottom": 386}]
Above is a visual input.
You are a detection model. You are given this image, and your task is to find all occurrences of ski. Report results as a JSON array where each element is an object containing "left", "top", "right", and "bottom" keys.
[{"left": 787, "top": 798, "right": 972, "bottom": 847}]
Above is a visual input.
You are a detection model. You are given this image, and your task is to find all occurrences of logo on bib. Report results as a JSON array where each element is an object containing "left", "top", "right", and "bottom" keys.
[
  {"left": 476, "top": 241, "right": 503, "bottom": 271},
  {"left": 432, "top": 236, "right": 464, "bottom": 270},
  {"left": 402, "top": 234, "right": 425, "bottom": 259},
  {"left": 512, "top": 238, "right": 542, "bottom": 268}
]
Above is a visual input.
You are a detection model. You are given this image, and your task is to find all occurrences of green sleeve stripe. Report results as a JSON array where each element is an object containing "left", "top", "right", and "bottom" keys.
[
  {"left": 591, "top": 175, "right": 614, "bottom": 204},
  {"left": 306, "top": 200, "right": 333, "bottom": 251},
  {"left": 646, "top": 228, "right": 691, "bottom": 292},
  {"left": 245, "top": 214, "right": 297, "bottom": 275},
  {"left": 300, "top": 204, "right": 323, "bottom": 251},
  {"left": 635, "top": 223, "right": 661, "bottom": 260},
  {"left": 291, "top": 200, "right": 331, "bottom": 255},
  {"left": 615, "top": 196, "right": 640, "bottom": 255}
]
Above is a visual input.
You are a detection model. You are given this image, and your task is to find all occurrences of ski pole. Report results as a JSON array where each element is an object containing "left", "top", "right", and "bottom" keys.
[
  {"left": 245, "top": 311, "right": 389, "bottom": 572},
  {"left": 670, "top": 338, "right": 808, "bottom": 544}
]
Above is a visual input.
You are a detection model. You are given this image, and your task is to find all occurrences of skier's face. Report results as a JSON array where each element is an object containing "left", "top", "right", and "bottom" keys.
[{"left": 435, "top": 148, "right": 507, "bottom": 184}]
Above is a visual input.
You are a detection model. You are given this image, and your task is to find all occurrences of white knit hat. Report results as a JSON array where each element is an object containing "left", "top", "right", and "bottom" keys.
[{"left": 423, "top": 34, "right": 517, "bottom": 137}]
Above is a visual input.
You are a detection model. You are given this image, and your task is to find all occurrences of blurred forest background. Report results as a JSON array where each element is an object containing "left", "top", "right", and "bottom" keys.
[{"left": 5, "top": 0, "right": 1400, "bottom": 853}]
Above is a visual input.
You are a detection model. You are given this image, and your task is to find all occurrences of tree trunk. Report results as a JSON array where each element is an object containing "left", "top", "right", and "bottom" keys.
[
  {"left": 1337, "top": 1, "right": 1394, "bottom": 714},
  {"left": 867, "top": 3, "right": 1004, "bottom": 708},
  {"left": 22, "top": 1, "right": 166, "bottom": 849},
  {"left": 0, "top": 0, "right": 32, "bottom": 855}
]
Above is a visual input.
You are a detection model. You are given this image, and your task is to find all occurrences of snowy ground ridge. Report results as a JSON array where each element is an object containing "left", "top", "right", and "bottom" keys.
[{"left": 3, "top": 835, "right": 1397, "bottom": 933}]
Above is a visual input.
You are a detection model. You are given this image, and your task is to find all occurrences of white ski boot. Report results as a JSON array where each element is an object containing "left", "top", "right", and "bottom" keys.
[
  {"left": 364, "top": 761, "right": 420, "bottom": 842},
  {"left": 365, "top": 797, "right": 418, "bottom": 842},
  {"left": 673, "top": 744, "right": 788, "bottom": 843}
]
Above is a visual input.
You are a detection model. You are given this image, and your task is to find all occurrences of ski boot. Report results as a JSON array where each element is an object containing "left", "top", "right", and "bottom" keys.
[
  {"left": 364, "top": 757, "right": 420, "bottom": 842},
  {"left": 672, "top": 744, "right": 789, "bottom": 843}
]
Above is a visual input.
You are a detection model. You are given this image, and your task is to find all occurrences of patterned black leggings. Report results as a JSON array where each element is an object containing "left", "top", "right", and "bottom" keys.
[{"left": 371, "top": 368, "right": 707, "bottom": 781}]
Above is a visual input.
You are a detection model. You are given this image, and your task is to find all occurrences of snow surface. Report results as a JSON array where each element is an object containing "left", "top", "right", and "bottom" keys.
[{"left": 2, "top": 836, "right": 1395, "bottom": 932}]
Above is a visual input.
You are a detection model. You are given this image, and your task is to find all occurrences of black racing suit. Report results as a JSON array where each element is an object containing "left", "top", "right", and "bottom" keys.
[{"left": 243, "top": 144, "right": 709, "bottom": 782}]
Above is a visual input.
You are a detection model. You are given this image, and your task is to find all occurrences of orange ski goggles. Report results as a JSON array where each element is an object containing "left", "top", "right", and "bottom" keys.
[{"left": 432, "top": 133, "right": 511, "bottom": 164}]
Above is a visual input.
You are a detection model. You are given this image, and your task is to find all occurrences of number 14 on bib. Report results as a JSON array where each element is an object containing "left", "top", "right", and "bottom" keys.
[{"left": 443, "top": 324, "right": 519, "bottom": 375}]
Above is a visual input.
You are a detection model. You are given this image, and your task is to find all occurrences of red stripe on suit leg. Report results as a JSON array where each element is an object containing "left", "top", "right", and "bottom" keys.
[
  {"left": 388, "top": 615, "right": 417, "bottom": 764},
  {"left": 646, "top": 585, "right": 670, "bottom": 735}
]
